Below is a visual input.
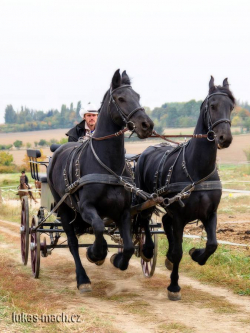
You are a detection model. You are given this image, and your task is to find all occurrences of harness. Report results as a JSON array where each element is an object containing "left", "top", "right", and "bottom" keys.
[
  {"left": 202, "top": 92, "right": 232, "bottom": 141},
  {"left": 33, "top": 85, "right": 156, "bottom": 229},
  {"left": 108, "top": 85, "right": 145, "bottom": 133},
  {"left": 151, "top": 91, "right": 231, "bottom": 207}
]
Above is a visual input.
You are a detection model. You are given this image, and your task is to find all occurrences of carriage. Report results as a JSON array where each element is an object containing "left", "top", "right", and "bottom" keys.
[
  {"left": 20, "top": 148, "right": 163, "bottom": 279},
  {"left": 20, "top": 72, "right": 234, "bottom": 301}
]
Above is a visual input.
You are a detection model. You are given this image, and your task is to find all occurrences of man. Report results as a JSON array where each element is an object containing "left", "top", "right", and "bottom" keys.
[
  {"left": 20, "top": 171, "right": 29, "bottom": 186},
  {"left": 16, "top": 171, "right": 29, "bottom": 194},
  {"left": 66, "top": 103, "right": 99, "bottom": 142}
]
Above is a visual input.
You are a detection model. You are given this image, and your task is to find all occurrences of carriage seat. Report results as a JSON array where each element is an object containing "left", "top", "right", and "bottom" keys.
[
  {"left": 125, "top": 153, "right": 141, "bottom": 162},
  {"left": 27, "top": 149, "right": 48, "bottom": 183},
  {"left": 38, "top": 173, "right": 48, "bottom": 183},
  {"left": 50, "top": 144, "right": 61, "bottom": 152}
]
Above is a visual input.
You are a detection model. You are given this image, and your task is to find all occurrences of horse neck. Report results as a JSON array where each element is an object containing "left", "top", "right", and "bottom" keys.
[
  {"left": 92, "top": 100, "right": 125, "bottom": 174},
  {"left": 186, "top": 110, "right": 217, "bottom": 178}
]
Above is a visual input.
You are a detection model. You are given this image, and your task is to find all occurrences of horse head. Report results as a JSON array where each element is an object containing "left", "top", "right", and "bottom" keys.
[
  {"left": 202, "top": 76, "right": 235, "bottom": 149},
  {"left": 108, "top": 69, "right": 154, "bottom": 138}
]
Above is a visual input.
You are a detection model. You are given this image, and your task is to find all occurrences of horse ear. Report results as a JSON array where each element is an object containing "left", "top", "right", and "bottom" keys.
[
  {"left": 223, "top": 78, "right": 229, "bottom": 89},
  {"left": 209, "top": 76, "right": 215, "bottom": 92},
  {"left": 111, "top": 69, "right": 121, "bottom": 90},
  {"left": 121, "top": 70, "right": 131, "bottom": 85}
]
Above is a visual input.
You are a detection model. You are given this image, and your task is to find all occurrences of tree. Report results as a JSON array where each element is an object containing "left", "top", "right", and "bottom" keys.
[
  {"left": 4, "top": 105, "right": 16, "bottom": 124},
  {"left": 26, "top": 142, "right": 32, "bottom": 148},
  {"left": 0, "top": 151, "right": 13, "bottom": 166},
  {"left": 76, "top": 101, "right": 81, "bottom": 119},
  {"left": 13, "top": 140, "right": 23, "bottom": 149}
]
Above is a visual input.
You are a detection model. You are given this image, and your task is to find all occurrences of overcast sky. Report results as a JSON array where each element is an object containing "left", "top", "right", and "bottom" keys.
[{"left": 0, "top": 0, "right": 249, "bottom": 124}]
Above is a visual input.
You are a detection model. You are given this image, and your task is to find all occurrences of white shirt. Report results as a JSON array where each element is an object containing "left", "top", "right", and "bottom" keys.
[{"left": 83, "top": 122, "right": 95, "bottom": 140}]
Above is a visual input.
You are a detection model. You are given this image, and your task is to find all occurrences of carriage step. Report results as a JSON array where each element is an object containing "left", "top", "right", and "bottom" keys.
[
  {"left": 39, "top": 223, "right": 62, "bottom": 227},
  {"left": 37, "top": 229, "right": 64, "bottom": 233}
]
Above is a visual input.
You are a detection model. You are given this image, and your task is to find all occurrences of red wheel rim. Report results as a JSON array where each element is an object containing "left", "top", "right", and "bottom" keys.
[
  {"left": 30, "top": 215, "right": 40, "bottom": 278},
  {"left": 21, "top": 197, "right": 29, "bottom": 265}
]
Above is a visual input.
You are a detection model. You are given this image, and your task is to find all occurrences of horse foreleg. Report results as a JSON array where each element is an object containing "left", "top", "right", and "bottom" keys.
[
  {"left": 80, "top": 205, "right": 107, "bottom": 265},
  {"left": 111, "top": 209, "right": 134, "bottom": 271},
  {"left": 189, "top": 212, "right": 218, "bottom": 265},
  {"left": 167, "top": 219, "right": 184, "bottom": 301}
]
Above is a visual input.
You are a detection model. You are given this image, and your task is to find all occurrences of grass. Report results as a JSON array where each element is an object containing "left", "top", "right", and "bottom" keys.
[
  {"left": 157, "top": 322, "right": 193, "bottom": 333},
  {"left": 0, "top": 172, "right": 31, "bottom": 187},
  {"left": 0, "top": 242, "right": 119, "bottom": 333},
  {"left": 218, "top": 195, "right": 250, "bottom": 214},
  {"left": 158, "top": 236, "right": 250, "bottom": 296},
  {"left": 0, "top": 201, "right": 39, "bottom": 223},
  {"left": 120, "top": 300, "right": 150, "bottom": 315}
]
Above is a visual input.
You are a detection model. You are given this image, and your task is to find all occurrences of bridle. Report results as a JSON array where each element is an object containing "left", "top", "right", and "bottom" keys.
[
  {"left": 108, "top": 84, "right": 145, "bottom": 132},
  {"left": 202, "top": 92, "right": 232, "bottom": 141}
]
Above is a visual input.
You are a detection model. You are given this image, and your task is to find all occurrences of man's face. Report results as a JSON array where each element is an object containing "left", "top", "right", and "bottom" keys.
[{"left": 84, "top": 113, "right": 98, "bottom": 128}]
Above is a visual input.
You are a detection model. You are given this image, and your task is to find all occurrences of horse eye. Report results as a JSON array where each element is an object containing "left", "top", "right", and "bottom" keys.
[
  {"left": 210, "top": 104, "right": 215, "bottom": 110},
  {"left": 118, "top": 97, "right": 125, "bottom": 103}
]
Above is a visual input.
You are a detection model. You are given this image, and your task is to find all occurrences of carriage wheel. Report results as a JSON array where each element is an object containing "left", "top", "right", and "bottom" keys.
[
  {"left": 20, "top": 196, "right": 29, "bottom": 265},
  {"left": 140, "top": 222, "right": 158, "bottom": 278},
  {"left": 30, "top": 215, "right": 40, "bottom": 278},
  {"left": 118, "top": 238, "right": 123, "bottom": 253}
]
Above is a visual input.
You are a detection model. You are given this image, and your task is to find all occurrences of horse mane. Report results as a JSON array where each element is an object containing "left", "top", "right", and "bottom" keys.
[
  {"left": 209, "top": 85, "right": 236, "bottom": 106},
  {"left": 98, "top": 90, "right": 109, "bottom": 113}
]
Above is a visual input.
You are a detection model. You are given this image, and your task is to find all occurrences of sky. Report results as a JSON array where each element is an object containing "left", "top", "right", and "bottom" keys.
[{"left": 0, "top": 0, "right": 250, "bottom": 124}]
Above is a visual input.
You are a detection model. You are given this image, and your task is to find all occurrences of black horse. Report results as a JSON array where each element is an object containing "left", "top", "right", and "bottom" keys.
[
  {"left": 135, "top": 77, "right": 235, "bottom": 300},
  {"left": 47, "top": 70, "right": 154, "bottom": 292}
]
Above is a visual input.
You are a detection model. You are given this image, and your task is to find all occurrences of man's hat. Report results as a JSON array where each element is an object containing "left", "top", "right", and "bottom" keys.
[{"left": 79, "top": 103, "right": 98, "bottom": 118}]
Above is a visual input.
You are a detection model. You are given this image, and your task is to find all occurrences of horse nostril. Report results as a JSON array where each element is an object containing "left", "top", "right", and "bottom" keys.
[
  {"left": 142, "top": 122, "right": 149, "bottom": 130},
  {"left": 220, "top": 135, "right": 224, "bottom": 141}
]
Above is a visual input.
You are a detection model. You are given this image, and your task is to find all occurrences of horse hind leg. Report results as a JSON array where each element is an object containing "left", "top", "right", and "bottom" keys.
[
  {"left": 162, "top": 213, "right": 174, "bottom": 271},
  {"left": 110, "top": 209, "right": 134, "bottom": 271},
  {"left": 189, "top": 212, "right": 218, "bottom": 265},
  {"left": 167, "top": 218, "right": 184, "bottom": 301},
  {"left": 59, "top": 206, "right": 91, "bottom": 292},
  {"left": 136, "top": 210, "right": 154, "bottom": 262},
  {"left": 28, "top": 190, "right": 37, "bottom": 203}
]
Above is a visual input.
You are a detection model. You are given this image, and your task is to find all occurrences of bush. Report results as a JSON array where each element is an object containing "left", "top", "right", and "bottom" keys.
[
  {"left": 0, "top": 165, "right": 20, "bottom": 173},
  {"left": 38, "top": 139, "right": 47, "bottom": 146},
  {"left": 0, "top": 144, "right": 13, "bottom": 150},
  {"left": 59, "top": 138, "right": 67, "bottom": 144},
  {"left": 244, "top": 147, "right": 250, "bottom": 161},
  {"left": 0, "top": 151, "right": 13, "bottom": 166}
]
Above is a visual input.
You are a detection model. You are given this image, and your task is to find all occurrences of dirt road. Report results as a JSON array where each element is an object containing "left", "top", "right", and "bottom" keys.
[{"left": 0, "top": 218, "right": 249, "bottom": 333}]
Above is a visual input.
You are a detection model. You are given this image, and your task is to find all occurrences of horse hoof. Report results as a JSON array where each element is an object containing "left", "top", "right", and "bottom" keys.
[
  {"left": 95, "top": 259, "right": 105, "bottom": 266},
  {"left": 140, "top": 251, "right": 151, "bottom": 262},
  {"left": 165, "top": 258, "right": 173, "bottom": 271},
  {"left": 79, "top": 284, "right": 92, "bottom": 293},
  {"left": 86, "top": 250, "right": 95, "bottom": 263},
  {"left": 168, "top": 291, "right": 181, "bottom": 301},
  {"left": 86, "top": 249, "right": 105, "bottom": 266},
  {"left": 189, "top": 247, "right": 196, "bottom": 256},
  {"left": 110, "top": 253, "right": 117, "bottom": 265}
]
